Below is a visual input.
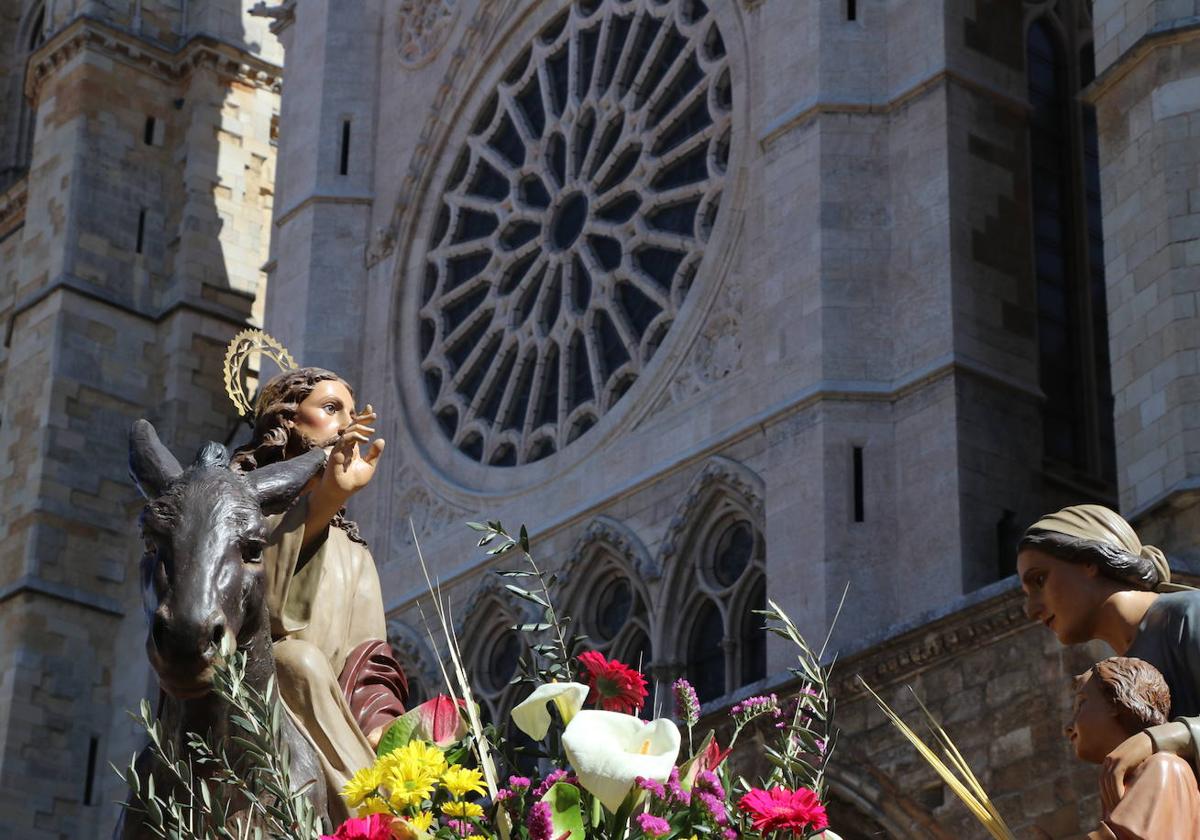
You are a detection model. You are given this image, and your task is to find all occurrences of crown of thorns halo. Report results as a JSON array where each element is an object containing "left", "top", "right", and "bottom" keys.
[{"left": 223, "top": 329, "right": 298, "bottom": 419}]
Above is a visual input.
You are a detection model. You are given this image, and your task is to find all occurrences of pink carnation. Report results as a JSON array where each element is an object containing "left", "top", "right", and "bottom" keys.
[{"left": 320, "top": 813, "right": 395, "bottom": 840}]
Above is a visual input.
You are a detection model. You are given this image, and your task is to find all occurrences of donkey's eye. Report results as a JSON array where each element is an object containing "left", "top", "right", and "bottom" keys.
[{"left": 242, "top": 541, "right": 264, "bottom": 564}]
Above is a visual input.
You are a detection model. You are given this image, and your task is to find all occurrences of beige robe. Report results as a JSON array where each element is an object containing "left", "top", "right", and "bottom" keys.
[{"left": 264, "top": 495, "right": 386, "bottom": 824}]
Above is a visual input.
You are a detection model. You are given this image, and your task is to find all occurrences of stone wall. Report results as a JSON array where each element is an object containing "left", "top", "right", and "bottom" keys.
[
  {"left": 0, "top": 3, "right": 281, "bottom": 836},
  {"left": 1088, "top": 12, "right": 1200, "bottom": 565}
]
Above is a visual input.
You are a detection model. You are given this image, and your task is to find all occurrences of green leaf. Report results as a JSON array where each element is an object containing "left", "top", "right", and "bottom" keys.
[
  {"left": 505, "top": 584, "right": 550, "bottom": 607},
  {"left": 466, "top": 521, "right": 489, "bottom": 532},
  {"left": 541, "top": 782, "right": 586, "bottom": 840},
  {"left": 376, "top": 709, "right": 420, "bottom": 757}
]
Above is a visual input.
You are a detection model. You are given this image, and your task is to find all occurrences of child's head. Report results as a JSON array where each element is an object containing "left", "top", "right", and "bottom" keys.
[{"left": 1066, "top": 656, "right": 1170, "bottom": 764}]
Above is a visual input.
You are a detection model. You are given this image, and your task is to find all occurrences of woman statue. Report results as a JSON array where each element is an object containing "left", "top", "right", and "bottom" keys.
[
  {"left": 1056, "top": 657, "right": 1200, "bottom": 839},
  {"left": 1016, "top": 504, "right": 1200, "bottom": 813},
  {"left": 230, "top": 363, "right": 407, "bottom": 822}
]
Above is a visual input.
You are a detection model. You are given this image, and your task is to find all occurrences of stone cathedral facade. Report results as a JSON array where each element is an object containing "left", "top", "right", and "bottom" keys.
[{"left": 2, "top": 0, "right": 1199, "bottom": 838}]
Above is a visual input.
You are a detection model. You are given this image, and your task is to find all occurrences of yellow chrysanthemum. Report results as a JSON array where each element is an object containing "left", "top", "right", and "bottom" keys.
[
  {"left": 379, "top": 740, "right": 448, "bottom": 778},
  {"left": 441, "top": 765, "right": 487, "bottom": 798},
  {"left": 386, "top": 772, "right": 439, "bottom": 810},
  {"left": 356, "top": 796, "right": 391, "bottom": 817},
  {"left": 341, "top": 764, "right": 384, "bottom": 808},
  {"left": 407, "top": 811, "right": 434, "bottom": 832},
  {"left": 441, "top": 800, "right": 484, "bottom": 818},
  {"left": 465, "top": 835, "right": 486, "bottom": 840}
]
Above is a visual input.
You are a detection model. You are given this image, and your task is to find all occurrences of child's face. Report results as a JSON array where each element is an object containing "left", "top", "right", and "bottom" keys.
[{"left": 1065, "top": 672, "right": 1130, "bottom": 764}]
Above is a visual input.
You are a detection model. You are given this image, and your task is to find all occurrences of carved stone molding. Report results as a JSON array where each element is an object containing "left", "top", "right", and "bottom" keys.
[
  {"left": 0, "top": 178, "right": 28, "bottom": 241},
  {"left": 396, "top": 0, "right": 459, "bottom": 69},
  {"left": 393, "top": 472, "right": 469, "bottom": 547},
  {"left": 24, "top": 18, "right": 283, "bottom": 103},
  {"left": 567, "top": 515, "right": 659, "bottom": 582},
  {"left": 656, "top": 455, "right": 766, "bottom": 571},
  {"left": 369, "top": 0, "right": 521, "bottom": 267},
  {"left": 833, "top": 587, "right": 1029, "bottom": 698},
  {"left": 669, "top": 272, "right": 744, "bottom": 403}
]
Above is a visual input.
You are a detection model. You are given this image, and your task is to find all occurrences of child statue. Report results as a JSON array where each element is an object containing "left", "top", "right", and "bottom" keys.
[
  {"left": 1016, "top": 504, "right": 1200, "bottom": 811},
  {"left": 225, "top": 333, "right": 407, "bottom": 822},
  {"left": 1058, "top": 657, "right": 1200, "bottom": 839}
]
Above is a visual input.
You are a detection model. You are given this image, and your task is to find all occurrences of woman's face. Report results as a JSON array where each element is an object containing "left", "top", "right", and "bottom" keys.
[
  {"left": 290, "top": 380, "right": 355, "bottom": 448},
  {"left": 1065, "top": 672, "right": 1128, "bottom": 764},
  {"left": 1017, "top": 547, "right": 1106, "bottom": 645}
]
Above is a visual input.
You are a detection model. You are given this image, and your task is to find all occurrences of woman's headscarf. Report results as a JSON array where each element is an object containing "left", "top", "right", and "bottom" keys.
[{"left": 1021, "top": 504, "right": 1188, "bottom": 592}]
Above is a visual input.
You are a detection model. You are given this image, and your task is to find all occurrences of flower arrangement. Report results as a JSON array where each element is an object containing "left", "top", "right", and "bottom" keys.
[
  {"left": 121, "top": 521, "right": 843, "bottom": 840},
  {"left": 324, "top": 521, "right": 842, "bottom": 840}
]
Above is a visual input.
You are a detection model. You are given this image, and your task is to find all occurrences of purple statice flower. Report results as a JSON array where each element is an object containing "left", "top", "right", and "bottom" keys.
[
  {"left": 634, "top": 775, "right": 666, "bottom": 799},
  {"left": 697, "top": 791, "right": 729, "bottom": 826},
  {"left": 665, "top": 767, "right": 691, "bottom": 807},
  {"left": 722, "top": 830, "right": 738, "bottom": 840},
  {"left": 730, "top": 694, "right": 782, "bottom": 726},
  {"left": 445, "top": 819, "right": 473, "bottom": 837},
  {"left": 533, "top": 769, "right": 569, "bottom": 798},
  {"left": 636, "top": 813, "right": 671, "bottom": 838},
  {"left": 527, "top": 800, "right": 554, "bottom": 840},
  {"left": 494, "top": 789, "right": 516, "bottom": 806},
  {"left": 673, "top": 677, "right": 701, "bottom": 727},
  {"left": 694, "top": 769, "right": 726, "bottom": 799},
  {"left": 508, "top": 775, "right": 531, "bottom": 789}
]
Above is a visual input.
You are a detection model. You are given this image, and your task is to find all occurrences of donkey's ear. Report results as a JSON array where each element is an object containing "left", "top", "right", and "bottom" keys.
[
  {"left": 129, "top": 420, "right": 184, "bottom": 499},
  {"left": 245, "top": 447, "right": 326, "bottom": 515}
]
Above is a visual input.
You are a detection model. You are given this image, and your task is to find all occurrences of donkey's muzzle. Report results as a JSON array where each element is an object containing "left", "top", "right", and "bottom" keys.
[{"left": 151, "top": 607, "right": 227, "bottom": 667}]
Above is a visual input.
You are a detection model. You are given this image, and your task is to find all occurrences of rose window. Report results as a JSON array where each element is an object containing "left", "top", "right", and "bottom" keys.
[{"left": 418, "top": 0, "right": 732, "bottom": 466}]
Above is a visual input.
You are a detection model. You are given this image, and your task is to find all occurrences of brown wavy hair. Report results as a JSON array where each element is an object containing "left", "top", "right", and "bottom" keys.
[
  {"left": 231, "top": 367, "right": 365, "bottom": 544},
  {"left": 1074, "top": 657, "right": 1171, "bottom": 734}
]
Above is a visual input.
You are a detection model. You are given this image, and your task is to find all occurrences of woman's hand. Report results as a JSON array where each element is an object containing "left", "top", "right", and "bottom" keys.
[
  {"left": 321, "top": 405, "right": 385, "bottom": 499},
  {"left": 1100, "top": 731, "right": 1152, "bottom": 813}
]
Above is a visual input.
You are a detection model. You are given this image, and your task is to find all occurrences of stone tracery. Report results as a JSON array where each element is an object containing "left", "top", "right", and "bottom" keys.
[{"left": 418, "top": 0, "right": 732, "bottom": 466}]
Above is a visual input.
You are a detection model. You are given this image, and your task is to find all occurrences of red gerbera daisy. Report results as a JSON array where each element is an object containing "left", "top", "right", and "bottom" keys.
[
  {"left": 576, "top": 651, "right": 648, "bottom": 714},
  {"left": 738, "top": 786, "right": 829, "bottom": 834}
]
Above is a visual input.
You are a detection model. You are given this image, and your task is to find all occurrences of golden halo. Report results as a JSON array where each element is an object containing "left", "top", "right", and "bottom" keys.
[{"left": 223, "top": 329, "right": 298, "bottom": 418}]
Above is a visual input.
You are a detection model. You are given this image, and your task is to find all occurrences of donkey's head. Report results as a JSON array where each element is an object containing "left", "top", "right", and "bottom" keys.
[{"left": 129, "top": 419, "right": 325, "bottom": 699}]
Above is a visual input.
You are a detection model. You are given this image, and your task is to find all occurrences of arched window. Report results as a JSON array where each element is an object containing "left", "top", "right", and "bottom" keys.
[
  {"left": 460, "top": 592, "right": 528, "bottom": 725},
  {"left": 1027, "top": 6, "right": 1115, "bottom": 483},
  {"left": 11, "top": 4, "right": 46, "bottom": 179},
  {"left": 681, "top": 512, "right": 767, "bottom": 703}
]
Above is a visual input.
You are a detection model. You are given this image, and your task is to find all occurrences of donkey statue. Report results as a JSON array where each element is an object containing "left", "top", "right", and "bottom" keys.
[{"left": 118, "top": 419, "right": 329, "bottom": 838}]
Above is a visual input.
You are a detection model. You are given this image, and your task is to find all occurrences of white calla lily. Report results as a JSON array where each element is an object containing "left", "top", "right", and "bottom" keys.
[
  {"left": 511, "top": 682, "right": 590, "bottom": 740},
  {"left": 561, "top": 710, "right": 681, "bottom": 812}
]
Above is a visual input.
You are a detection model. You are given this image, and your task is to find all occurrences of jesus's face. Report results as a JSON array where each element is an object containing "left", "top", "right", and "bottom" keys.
[{"left": 291, "top": 379, "right": 356, "bottom": 450}]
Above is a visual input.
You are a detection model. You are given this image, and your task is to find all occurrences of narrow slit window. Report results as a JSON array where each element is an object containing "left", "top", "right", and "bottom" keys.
[
  {"left": 135, "top": 208, "right": 146, "bottom": 254},
  {"left": 143, "top": 116, "right": 156, "bottom": 145},
  {"left": 847, "top": 0, "right": 857, "bottom": 21},
  {"left": 339, "top": 119, "right": 351, "bottom": 176},
  {"left": 852, "top": 446, "right": 864, "bottom": 522},
  {"left": 83, "top": 735, "right": 99, "bottom": 805}
]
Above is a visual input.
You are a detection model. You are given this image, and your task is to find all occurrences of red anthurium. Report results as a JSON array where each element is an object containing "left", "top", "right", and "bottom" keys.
[{"left": 412, "top": 695, "right": 468, "bottom": 746}]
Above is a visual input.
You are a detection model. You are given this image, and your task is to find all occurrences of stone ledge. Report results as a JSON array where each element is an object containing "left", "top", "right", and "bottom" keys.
[{"left": 24, "top": 15, "right": 284, "bottom": 103}]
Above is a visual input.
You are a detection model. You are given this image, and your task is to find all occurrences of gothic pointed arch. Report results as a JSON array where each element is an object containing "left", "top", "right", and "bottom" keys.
[
  {"left": 822, "top": 761, "right": 953, "bottom": 840},
  {"left": 654, "top": 455, "right": 766, "bottom": 704},
  {"left": 455, "top": 577, "right": 531, "bottom": 722},
  {"left": 560, "top": 516, "right": 656, "bottom": 694},
  {"left": 386, "top": 618, "right": 442, "bottom": 706}
]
